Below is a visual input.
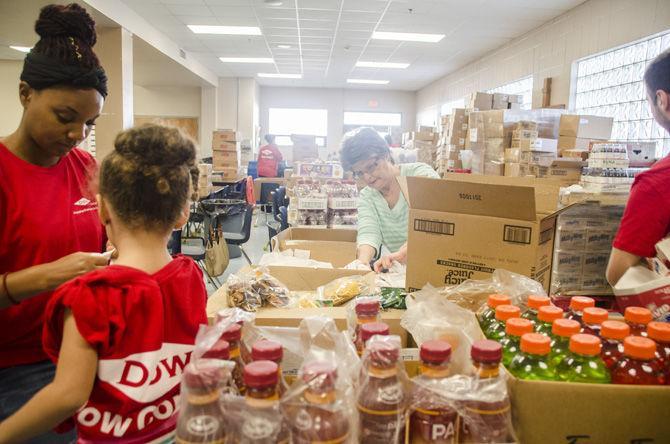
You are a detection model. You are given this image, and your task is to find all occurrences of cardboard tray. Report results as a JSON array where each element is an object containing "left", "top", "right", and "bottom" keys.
[{"left": 271, "top": 228, "right": 358, "bottom": 268}]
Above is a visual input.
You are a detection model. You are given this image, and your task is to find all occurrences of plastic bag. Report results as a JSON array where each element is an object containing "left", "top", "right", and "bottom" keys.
[
  {"left": 345, "top": 296, "right": 382, "bottom": 353},
  {"left": 316, "top": 275, "right": 374, "bottom": 306},
  {"left": 221, "top": 394, "right": 287, "bottom": 443},
  {"left": 215, "top": 307, "right": 257, "bottom": 363},
  {"left": 380, "top": 287, "right": 407, "bottom": 309},
  {"left": 226, "top": 266, "right": 292, "bottom": 311}
]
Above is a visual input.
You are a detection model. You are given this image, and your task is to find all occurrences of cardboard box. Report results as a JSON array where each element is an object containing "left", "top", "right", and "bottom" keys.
[
  {"left": 504, "top": 148, "right": 521, "bottom": 163},
  {"left": 557, "top": 135, "right": 604, "bottom": 152},
  {"left": 253, "top": 177, "right": 287, "bottom": 202},
  {"left": 212, "top": 149, "right": 239, "bottom": 163},
  {"left": 505, "top": 162, "right": 521, "bottom": 177},
  {"left": 401, "top": 175, "right": 566, "bottom": 292},
  {"left": 512, "top": 138, "right": 558, "bottom": 153},
  {"left": 544, "top": 159, "right": 584, "bottom": 186},
  {"left": 271, "top": 227, "right": 357, "bottom": 268},
  {"left": 520, "top": 151, "right": 556, "bottom": 167},
  {"left": 484, "top": 161, "right": 505, "bottom": 176},
  {"left": 212, "top": 129, "right": 239, "bottom": 143},
  {"left": 212, "top": 140, "right": 240, "bottom": 152},
  {"left": 562, "top": 149, "right": 589, "bottom": 161},
  {"left": 467, "top": 92, "right": 492, "bottom": 111},
  {"left": 626, "top": 141, "right": 658, "bottom": 167},
  {"left": 559, "top": 115, "right": 613, "bottom": 139},
  {"left": 212, "top": 167, "right": 239, "bottom": 180}
]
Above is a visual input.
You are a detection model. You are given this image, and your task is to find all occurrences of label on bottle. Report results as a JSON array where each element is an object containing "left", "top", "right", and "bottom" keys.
[{"left": 242, "top": 417, "right": 277, "bottom": 440}]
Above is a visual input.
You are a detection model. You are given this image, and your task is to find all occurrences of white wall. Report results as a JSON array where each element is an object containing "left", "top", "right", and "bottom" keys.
[
  {"left": 416, "top": 0, "right": 670, "bottom": 124},
  {"left": 259, "top": 86, "right": 416, "bottom": 158},
  {"left": 0, "top": 61, "right": 23, "bottom": 137},
  {"left": 134, "top": 85, "right": 200, "bottom": 117}
]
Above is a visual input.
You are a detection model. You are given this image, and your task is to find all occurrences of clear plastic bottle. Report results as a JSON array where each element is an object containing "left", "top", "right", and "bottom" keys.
[
  {"left": 484, "top": 305, "right": 521, "bottom": 341},
  {"left": 556, "top": 333, "right": 610, "bottom": 383},
  {"left": 520, "top": 295, "right": 551, "bottom": 325},
  {"left": 624, "top": 306, "right": 653, "bottom": 337},
  {"left": 508, "top": 333, "right": 556, "bottom": 381},
  {"left": 600, "top": 320, "right": 630, "bottom": 371},
  {"left": 611, "top": 336, "right": 666, "bottom": 385},
  {"left": 360, "top": 321, "right": 390, "bottom": 350},
  {"left": 354, "top": 299, "right": 382, "bottom": 355},
  {"left": 647, "top": 321, "right": 670, "bottom": 381},
  {"left": 252, "top": 339, "right": 288, "bottom": 397},
  {"left": 566, "top": 296, "right": 595, "bottom": 325},
  {"left": 580, "top": 307, "right": 609, "bottom": 337},
  {"left": 549, "top": 318, "right": 581, "bottom": 368},
  {"left": 241, "top": 360, "right": 289, "bottom": 443},
  {"left": 478, "top": 294, "right": 512, "bottom": 331},
  {"left": 221, "top": 323, "right": 246, "bottom": 394},
  {"left": 410, "top": 340, "right": 457, "bottom": 443},
  {"left": 202, "top": 339, "right": 230, "bottom": 360},
  {"left": 499, "top": 317, "right": 534, "bottom": 367},
  {"left": 535, "top": 305, "right": 564, "bottom": 336}
]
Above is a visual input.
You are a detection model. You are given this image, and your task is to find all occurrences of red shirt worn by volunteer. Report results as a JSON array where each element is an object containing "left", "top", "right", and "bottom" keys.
[
  {"left": 257, "top": 143, "right": 283, "bottom": 177},
  {"left": 613, "top": 155, "right": 670, "bottom": 257},
  {"left": 43, "top": 256, "right": 207, "bottom": 443},
  {"left": 0, "top": 143, "right": 104, "bottom": 368}
]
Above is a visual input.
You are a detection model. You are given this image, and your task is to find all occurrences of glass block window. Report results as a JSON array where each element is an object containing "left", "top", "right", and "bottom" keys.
[
  {"left": 441, "top": 98, "right": 466, "bottom": 115},
  {"left": 487, "top": 76, "right": 533, "bottom": 110},
  {"left": 573, "top": 31, "right": 670, "bottom": 156}
]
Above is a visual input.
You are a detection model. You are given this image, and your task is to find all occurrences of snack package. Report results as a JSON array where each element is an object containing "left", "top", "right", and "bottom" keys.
[
  {"left": 380, "top": 287, "right": 407, "bottom": 310},
  {"left": 226, "top": 267, "right": 292, "bottom": 311},
  {"left": 316, "top": 275, "right": 374, "bottom": 306}
]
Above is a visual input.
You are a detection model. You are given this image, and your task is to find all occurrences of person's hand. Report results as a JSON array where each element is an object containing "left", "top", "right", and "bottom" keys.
[
  {"left": 345, "top": 259, "right": 372, "bottom": 271},
  {"left": 44, "top": 252, "right": 111, "bottom": 290}
]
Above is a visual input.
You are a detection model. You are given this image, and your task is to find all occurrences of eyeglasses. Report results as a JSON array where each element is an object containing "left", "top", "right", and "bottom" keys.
[{"left": 352, "top": 157, "right": 382, "bottom": 179}]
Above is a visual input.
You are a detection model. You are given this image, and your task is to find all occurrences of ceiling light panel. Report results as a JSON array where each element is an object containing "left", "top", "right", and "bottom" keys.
[
  {"left": 372, "top": 31, "right": 445, "bottom": 42},
  {"left": 258, "top": 73, "right": 302, "bottom": 79},
  {"left": 347, "top": 79, "right": 390, "bottom": 85},
  {"left": 355, "top": 61, "right": 410, "bottom": 69},
  {"left": 220, "top": 57, "right": 274, "bottom": 63},
  {"left": 188, "top": 25, "right": 262, "bottom": 35}
]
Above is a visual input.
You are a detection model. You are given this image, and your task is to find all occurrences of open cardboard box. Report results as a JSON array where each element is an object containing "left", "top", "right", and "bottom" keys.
[
  {"left": 400, "top": 175, "right": 569, "bottom": 292},
  {"left": 271, "top": 227, "right": 358, "bottom": 268}
]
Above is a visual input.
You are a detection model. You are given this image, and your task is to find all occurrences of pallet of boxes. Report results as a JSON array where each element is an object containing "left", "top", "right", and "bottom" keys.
[
  {"left": 435, "top": 108, "right": 468, "bottom": 176},
  {"left": 197, "top": 163, "right": 213, "bottom": 199},
  {"left": 211, "top": 129, "right": 241, "bottom": 182}
]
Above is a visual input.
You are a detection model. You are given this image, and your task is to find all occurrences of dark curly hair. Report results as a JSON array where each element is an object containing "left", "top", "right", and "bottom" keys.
[{"left": 100, "top": 125, "right": 199, "bottom": 231}]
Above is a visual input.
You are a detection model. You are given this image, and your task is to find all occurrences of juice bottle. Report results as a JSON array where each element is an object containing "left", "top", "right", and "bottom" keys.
[
  {"left": 176, "top": 362, "right": 227, "bottom": 443},
  {"left": 520, "top": 295, "right": 551, "bottom": 325},
  {"left": 566, "top": 296, "right": 595, "bottom": 325},
  {"left": 611, "top": 336, "right": 666, "bottom": 385},
  {"left": 358, "top": 339, "right": 407, "bottom": 443},
  {"left": 360, "top": 321, "right": 390, "bottom": 350},
  {"left": 484, "top": 305, "right": 521, "bottom": 340},
  {"left": 508, "top": 333, "right": 556, "bottom": 381},
  {"left": 535, "top": 305, "right": 564, "bottom": 336},
  {"left": 477, "top": 294, "right": 511, "bottom": 331},
  {"left": 240, "top": 360, "right": 289, "bottom": 443},
  {"left": 221, "top": 323, "right": 246, "bottom": 394},
  {"left": 600, "top": 320, "right": 630, "bottom": 370},
  {"left": 252, "top": 339, "right": 288, "bottom": 397},
  {"left": 288, "top": 361, "right": 349, "bottom": 444},
  {"left": 647, "top": 321, "right": 670, "bottom": 379},
  {"left": 410, "top": 340, "right": 457, "bottom": 443},
  {"left": 459, "top": 340, "right": 514, "bottom": 444},
  {"left": 549, "top": 318, "right": 581, "bottom": 368},
  {"left": 499, "top": 318, "right": 533, "bottom": 367},
  {"left": 624, "top": 306, "right": 653, "bottom": 337},
  {"left": 556, "top": 333, "right": 609, "bottom": 383},
  {"left": 354, "top": 299, "right": 382, "bottom": 355},
  {"left": 580, "top": 307, "right": 609, "bottom": 336},
  {"left": 202, "top": 339, "right": 230, "bottom": 360}
]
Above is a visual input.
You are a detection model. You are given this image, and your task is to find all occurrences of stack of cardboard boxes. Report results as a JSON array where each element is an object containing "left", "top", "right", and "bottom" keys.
[
  {"left": 557, "top": 114, "right": 613, "bottom": 155},
  {"left": 403, "top": 127, "right": 439, "bottom": 165},
  {"left": 505, "top": 121, "right": 558, "bottom": 178},
  {"left": 466, "top": 92, "right": 523, "bottom": 111},
  {"left": 435, "top": 109, "right": 468, "bottom": 175},
  {"left": 197, "top": 163, "right": 213, "bottom": 199},
  {"left": 212, "top": 129, "right": 241, "bottom": 181},
  {"left": 467, "top": 110, "right": 507, "bottom": 175}
]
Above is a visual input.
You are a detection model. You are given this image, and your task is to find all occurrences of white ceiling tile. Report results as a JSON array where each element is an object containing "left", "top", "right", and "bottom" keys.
[
  {"left": 165, "top": 4, "right": 212, "bottom": 15},
  {"left": 297, "top": 0, "right": 341, "bottom": 11}
]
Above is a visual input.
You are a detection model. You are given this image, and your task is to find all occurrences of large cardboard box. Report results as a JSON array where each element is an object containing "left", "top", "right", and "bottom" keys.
[
  {"left": 543, "top": 159, "right": 584, "bottom": 186},
  {"left": 212, "top": 140, "right": 240, "bottom": 152},
  {"left": 253, "top": 177, "right": 287, "bottom": 202},
  {"left": 557, "top": 135, "right": 604, "bottom": 152},
  {"left": 212, "top": 167, "right": 239, "bottom": 181},
  {"left": 559, "top": 114, "right": 613, "bottom": 139},
  {"left": 212, "top": 149, "right": 239, "bottom": 166},
  {"left": 212, "top": 129, "right": 239, "bottom": 143},
  {"left": 401, "top": 175, "right": 565, "bottom": 292},
  {"left": 466, "top": 92, "right": 493, "bottom": 111},
  {"left": 271, "top": 227, "right": 357, "bottom": 268}
]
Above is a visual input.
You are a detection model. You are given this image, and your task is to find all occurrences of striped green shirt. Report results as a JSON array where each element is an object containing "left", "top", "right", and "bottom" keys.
[{"left": 357, "top": 162, "right": 439, "bottom": 254}]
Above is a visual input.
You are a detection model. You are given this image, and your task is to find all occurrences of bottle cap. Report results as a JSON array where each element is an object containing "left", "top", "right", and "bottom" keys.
[
  {"left": 569, "top": 296, "right": 595, "bottom": 311},
  {"left": 182, "top": 362, "right": 224, "bottom": 390},
  {"left": 487, "top": 294, "right": 511, "bottom": 309},
  {"left": 202, "top": 340, "right": 230, "bottom": 360},
  {"left": 520, "top": 333, "right": 551, "bottom": 356},
  {"left": 420, "top": 340, "right": 452, "bottom": 364},
  {"left": 367, "top": 340, "right": 400, "bottom": 364},
  {"left": 624, "top": 306, "right": 652, "bottom": 325},
  {"left": 252, "top": 340, "right": 283, "bottom": 362},
  {"left": 505, "top": 317, "right": 534, "bottom": 337},
  {"left": 244, "top": 360, "right": 279, "bottom": 388},
  {"left": 600, "top": 320, "right": 630, "bottom": 340},
  {"left": 647, "top": 321, "right": 670, "bottom": 343},
  {"left": 623, "top": 336, "right": 656, "bottom": 360},
  {"left": 582, "top": 307, "right": 608, "bottom": 325},
  {"left": 301, "top": 361, "right": 337, "bottom": 389},
  {"left": 527, "top": 295, "right": 551, "bottom": 310},
  {"left": 552, "top": 318, "right": 581, "bottom": 338},
  {"left": 360, "top": 322, "right": 390, "bottom": 342},
  {"left": 221, "top": 323, "right": 242, "bottom": 342},
  {"left": 355, "top": 299, "right": 380, "bottom": 316},
  {"left": 495, "top": 304, "right": 521, "bottom": 322},
  {"left": 471, "top": 340, "right": 502, "bottom": 364},
  {"left": 569, "top": 333, "right": 602, "bottom": 356},
  {"left": 538, "top": 305, "right": 564, "bottom": 323}
]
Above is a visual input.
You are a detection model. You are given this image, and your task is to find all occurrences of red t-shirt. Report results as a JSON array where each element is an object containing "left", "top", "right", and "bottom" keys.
[
  {"left": 0, "top": 143, "right": 104, "bottom": 367},
  {"left": 257, "top": 143, "right": 283, "bottom": 177},
  {"left": 43, "top": 256, "right": 207, "bottom": 443},
  {"left": 613, "top": 155, "right": 670, "bottom": 257}
]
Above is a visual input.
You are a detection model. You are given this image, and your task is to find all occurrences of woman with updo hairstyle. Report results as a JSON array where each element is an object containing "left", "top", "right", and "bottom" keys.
[
  {"left": 0, "top": 124, "right": 207, "bottom": 442},
  {"left": 0, "top": 4, "right": 110, "bottom": 442}
]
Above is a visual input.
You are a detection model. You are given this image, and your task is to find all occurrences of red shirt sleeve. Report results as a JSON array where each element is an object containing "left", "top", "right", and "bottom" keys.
[{"left": 612, "top": 177, "right": 670, "bottom": 258}]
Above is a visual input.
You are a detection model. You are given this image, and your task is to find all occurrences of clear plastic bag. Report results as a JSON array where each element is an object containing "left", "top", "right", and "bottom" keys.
[
  {"left": 316, "top": 274, "right": 376, "bottom": 307},
  {"left": 221, "top": 394, "right": 288, "bottom": 443},
  {"left": 345, "top": 296, "right": 382, "bottom": 352},
  {"left": 226, "top": 267, "right": 292, "bottom": 311}
]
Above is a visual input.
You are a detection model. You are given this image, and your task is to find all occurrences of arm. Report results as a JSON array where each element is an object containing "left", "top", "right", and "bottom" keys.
[
  {"left": 412, "top": 163, "right": 440, "bottom": 179},
  {"left": 606, "top": 248, "right": 642, "bottom": 286},
  {"left": 374, "top": 242, "right": 408, "bottom": 273},
  {"left": 356, "top": 193, "right": 382, "bottom": 264},
  {"left": 0, "top": 311, "right": 97, "bottom": 443}
]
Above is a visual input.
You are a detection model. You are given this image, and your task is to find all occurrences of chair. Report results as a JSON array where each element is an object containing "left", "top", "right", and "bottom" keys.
[
  {"left": 267, "top": 187, "right": 289, "bottom": 250},
  {"left": 180, "top": 236, "right": 222, "bottom": 289},
  {"left": 216, "top": 203, "right": 254, "bottom": 264}
]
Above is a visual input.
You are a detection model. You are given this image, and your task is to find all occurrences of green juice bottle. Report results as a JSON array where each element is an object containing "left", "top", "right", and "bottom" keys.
[
  {"left": 556, "top": 333, "right": 610, "bottom": 383},
  {"left": 535, "top": 305, "right": 564, "bottom": 336},
  {"left": 520, "top": 295, "right": 551, "bottom": 326},
  {"left": 478, "top": 294, "right": 511, "bottom": 332},
  {"left": 549, "top": 318, "right": 581, "bottom": 368},
  {"left": 508, "top": 333, "right": 557, "bottom": 381},
  {"left": 499, "top": 317, "right": 534, "bottom": 367},
  {"left": 485, "top": 305, "right": 521, "bottom": 341}
]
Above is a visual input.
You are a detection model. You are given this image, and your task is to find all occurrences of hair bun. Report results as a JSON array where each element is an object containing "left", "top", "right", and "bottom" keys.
[
  {"left": 35, "top": 3, "right": 97, "bottom": 47},
  {"left": 114, "top": 124, "right": 196, "bottom": 170}
]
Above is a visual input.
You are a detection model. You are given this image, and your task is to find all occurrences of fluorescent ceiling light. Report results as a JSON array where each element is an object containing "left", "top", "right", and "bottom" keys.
[
  {"left": 276, "top": 44, "right": 292, "bottom": 49},
  {"left": 220, "top": 57, "right": 274, "bottom": 63},
  {"left": 347, "top": 79, "right": 389, "bottom": 85},
  {"left": 188, "top": 25, "right": 262, "bottom": 35},
  {"left": 372, "top": 31, "right": 445, "bottom": 43},
  {"left": 258, "top": 73, "right": 302, "bottom": 79},
  {"left": 10, "top": 46, "right": 31, "bottom": 53},
  {"left": 356, "top": 61, "right": 409, "bottom": 69}
]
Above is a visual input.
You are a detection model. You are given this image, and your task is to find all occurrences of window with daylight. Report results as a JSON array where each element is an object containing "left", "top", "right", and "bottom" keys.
[
  {"left": 268, "top": 108, "right": 328, "bottom": 147},
  {"left": 487, "top": 76, "right": 533, "bottom": 110},
  {"left": 343, "top": 111, "right": 402, "bottom": 138},
  {"left": 573, "top": 31, "right": 670, "bottom": 156},
  {"left": 441, "top": 98, "right": 466, "bottom": 115}
]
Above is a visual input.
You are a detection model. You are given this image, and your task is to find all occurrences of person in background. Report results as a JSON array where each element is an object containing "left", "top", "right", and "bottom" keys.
[
  {"left": 340, "top": 127, "right": 439, "bottom": 272},
  {"left": 258, "top": 133, "right": 283, "bottom": 177},
  {"left": 0, "top": 4, "right": 109, "bottom": 442},
  {"left": 607, "top": 48, "right": 670, "bottom": 285},
  {"left": 0, "top": 125, "right": 207, "bottom": 443}
]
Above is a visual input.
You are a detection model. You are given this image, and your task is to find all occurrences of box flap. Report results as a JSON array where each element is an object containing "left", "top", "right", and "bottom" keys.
[{"left": 265, "top": 266, "right": 371, "bottom": 291}]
